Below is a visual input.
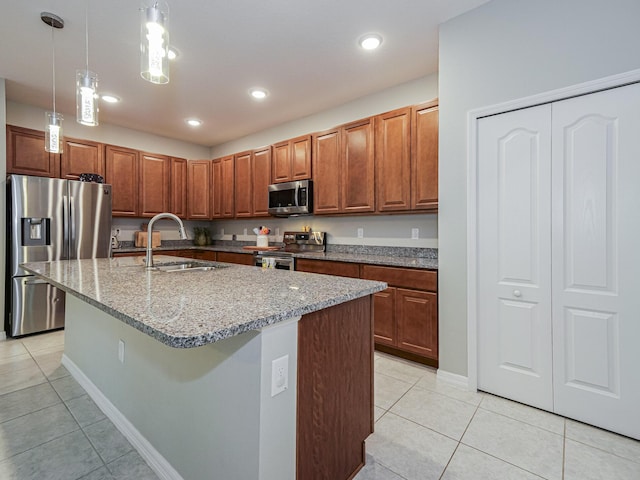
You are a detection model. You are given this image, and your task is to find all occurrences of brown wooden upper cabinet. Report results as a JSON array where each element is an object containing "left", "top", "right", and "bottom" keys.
[
  {"left": 139, "top": 152, "right": 170, "bottom": 217},
  {"left": 234, "top": 151, "right": 252, "bottom": 218},
  {"left": 170, "top": 157, "right": 187, "bottom": 218},
  {"left": 235, "top": 147, "right": 272, "bottom": 218},
  {"left": 6, "top": 125, "right": 60, "bottom": 178},
  {"left": 342, "top": 119, "right": 375, "bottom": 213},
  {"left": 412, "top": 100, "right": 439, "bottom": 210},
  {"left": 252, "top": 147, "right": 271, "bottom": 217},
  {"left": 312, "top": 119, "right": 375, "bottom": 215},
  {"left": 105, "top": 145, "right": 139, "bottom": 217},
  {"left": 375, "top": 108, "right": 411, "bottom": 212},
  {"left": 60, "top": 137, "right": 105, "bottom": 180},
  {"left": 271, "top": 135, "right": 311, "bottom": 183},
  {"left": 311, "top": 128, "right": 341, "bottom": 214},
  {"left": 187, "top": 160, "right": 211, "bottom": 219},
  {"left": 375, "top": 101, "right": 439, "bottom": 213},
  {"left": 211, "top": 155, "right": 234, "bottom": 219}
]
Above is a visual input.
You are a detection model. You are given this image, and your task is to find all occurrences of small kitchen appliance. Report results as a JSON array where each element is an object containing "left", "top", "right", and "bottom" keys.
[{"left": 267, "top": 180, "right": 313, "bottom": 217}]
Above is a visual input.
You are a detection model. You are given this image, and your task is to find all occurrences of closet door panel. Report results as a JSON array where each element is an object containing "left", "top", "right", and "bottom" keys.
[
  {"left": 477, "top": 104, "right": 553, "bottom": 411},
  {"left": 552, "top": 82, "right": 640, "bottom": 440}
]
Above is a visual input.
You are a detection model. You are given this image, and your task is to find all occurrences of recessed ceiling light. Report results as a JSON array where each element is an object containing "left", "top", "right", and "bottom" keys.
[
  {"left": 101, "top": 94, "right": 120, "bottom": 103},
  {"left": 168, "top": 47, "right": 179, "bottom": 61},
  {"left": 359, "top": 33, "right": 383, "bottom": 50},
  {"left": 186, "top": 119, "right": 202, "bottom": 127},
  {"left": 249, "top": 88, "right": 268, "bottom": 100}
]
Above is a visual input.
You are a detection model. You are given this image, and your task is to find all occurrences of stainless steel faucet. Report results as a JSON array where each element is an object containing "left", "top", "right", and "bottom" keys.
[{"left": 145, "top": 213, "right": 188, "bottom": 268}]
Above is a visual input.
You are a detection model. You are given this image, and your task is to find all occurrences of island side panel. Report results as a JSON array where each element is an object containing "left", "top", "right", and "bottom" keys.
[
  {"left": 296, "top": 295, "right": 374, "bottom": 480},
  {"left": 63, "top": 295, "right": 299, "bottom": 480}
]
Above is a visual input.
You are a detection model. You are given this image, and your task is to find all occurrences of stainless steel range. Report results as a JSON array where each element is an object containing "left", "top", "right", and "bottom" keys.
[{"left": 254, "top": 231, "right": 325, "bottom": 270}]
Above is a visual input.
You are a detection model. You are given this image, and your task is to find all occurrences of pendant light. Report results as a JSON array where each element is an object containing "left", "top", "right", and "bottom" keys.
[
  {"left": 41, "top": 12, "right": 64, "bottom": 154},
  {"left": 140, "top": 1, "right": 170, "bottom": 84},
  {"left": 76, "top": 0, "right": 99, "bottom": 126}
]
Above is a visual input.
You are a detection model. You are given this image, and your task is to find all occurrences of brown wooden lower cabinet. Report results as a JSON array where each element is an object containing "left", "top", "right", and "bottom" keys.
[
  {"left": 216, "top": 251, "right": 254, "bottom": 265},
  {"left": 299, "top": 260, "right": 438, "bottom": 365},
  {"left": 297, "top": 295, "right": 373, "bottom": 480},
  {"left": 396, "top": 288, "right": 438, "bottom": 359},
  {"left": 372, "top": 287, "right": 396, "bottom": 346},
  {"left": 295, "top": 258, "right": 360, "bottom": 278}
]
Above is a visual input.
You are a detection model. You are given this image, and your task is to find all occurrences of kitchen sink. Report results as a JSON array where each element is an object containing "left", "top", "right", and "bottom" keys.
[{"left": 150, "top": 261, "right": 230, "bottom": 272}]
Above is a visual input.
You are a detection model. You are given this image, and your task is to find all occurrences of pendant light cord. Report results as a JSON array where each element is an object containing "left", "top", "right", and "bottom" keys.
[
  {"left": 85, "top": 0, "right": 89, "bottom": 71},
  {"left": 51, "top": 24, "right": 56, "bottom": 114}
]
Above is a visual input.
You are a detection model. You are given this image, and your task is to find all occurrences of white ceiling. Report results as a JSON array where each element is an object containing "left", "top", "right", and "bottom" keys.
[{"left": 0, "top": 0, "right": 490, "bottom": 147}]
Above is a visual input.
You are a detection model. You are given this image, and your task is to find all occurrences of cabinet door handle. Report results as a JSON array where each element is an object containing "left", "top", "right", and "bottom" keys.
[{"left": 513, "top": 289, "right": 522, "bottom": 298}]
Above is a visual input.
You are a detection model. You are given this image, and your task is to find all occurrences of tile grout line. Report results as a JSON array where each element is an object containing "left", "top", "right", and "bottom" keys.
[
  {"left": 562, "top": 419, "right": 566, "bottom": 480},
  {"left": 438, "top": 442, "right": 462, "bottom": 480}
]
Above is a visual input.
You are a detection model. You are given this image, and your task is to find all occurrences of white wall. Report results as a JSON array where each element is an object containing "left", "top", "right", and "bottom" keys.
[
  {"left": 438, "top": 0, "right": 640, "bottom": 376},
  {"left": 0, "top": 79, "right": 6, "bottom": 339},
  {"left": 6, "top": 101, "right": 210, "bottom": 160},
  {"left": 211, "top": 74, "right": 438, "bottom": 157}
]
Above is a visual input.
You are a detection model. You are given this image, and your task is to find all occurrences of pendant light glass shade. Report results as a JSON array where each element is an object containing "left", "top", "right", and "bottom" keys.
[
  {"left": 140, "top": 1, "right": 170, "bottom": 84},
  {"left": 45, "top": 112, "right": 64, "bottom": 153},
  {"left": 76, "top": 70, "right": 99, "bottom": 125}
]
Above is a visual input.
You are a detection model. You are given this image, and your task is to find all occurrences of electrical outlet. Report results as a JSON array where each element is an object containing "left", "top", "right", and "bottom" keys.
[
  {"left": 243, "top": 228, "right": 248, "bottom": 236},
  {"left": 411, "top": 228, "right": 419, "bottom": 240},
  {"left": 220, "top": 228, "right": 224, "bottom": 237},
  {"left": 118, "top": 339, "right": 125, "bottom": 363},
  {"left": 357, "top": 227, "right": 364, "bottom": 238},
  {"left": 275, "top": 227, "right": 280, "bottom": 237},
  {"left": 271, "top": 355, "right": 289, "bottom": 397}
]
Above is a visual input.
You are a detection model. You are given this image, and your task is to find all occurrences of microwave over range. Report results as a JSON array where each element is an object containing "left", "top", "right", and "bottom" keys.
[{"left": 268, "top": 180, "right": 313, "bottom": 217}]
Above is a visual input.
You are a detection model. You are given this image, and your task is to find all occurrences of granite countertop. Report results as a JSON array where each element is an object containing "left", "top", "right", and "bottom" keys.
[
  {"left": 22, "top": 256, "right": 386, "bottom": 349},
  {"left": 113, "top": 244, "right": 439, "bottom": 270}
]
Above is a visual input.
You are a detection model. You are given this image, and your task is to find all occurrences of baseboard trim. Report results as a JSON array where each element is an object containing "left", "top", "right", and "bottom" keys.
[
  {"left": 61, "top": 355, "right": 184, "bottom": 480},
  {"left": 436, "top": 369, "right": 470, "bottom": 390}
]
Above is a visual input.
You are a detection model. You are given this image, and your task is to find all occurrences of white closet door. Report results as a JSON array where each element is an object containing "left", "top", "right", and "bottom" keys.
[
  {"left": 551, "top": 83, "right": 640, "bottom": 439},
  {"left": 477, "top": 105, "right": 554, "bottom": 410}
]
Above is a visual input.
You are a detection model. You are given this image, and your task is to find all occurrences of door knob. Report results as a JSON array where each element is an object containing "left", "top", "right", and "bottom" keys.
[{"left": 513, "top": 289, "right": 522, "bottom": 297}]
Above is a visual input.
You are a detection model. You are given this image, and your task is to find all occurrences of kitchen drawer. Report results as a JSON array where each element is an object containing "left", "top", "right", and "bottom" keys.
[
  {"left": 217, "top": 251, "right": 254, "bottom": 265},
  {"left": 296, "top": 258, "right": 360, "bottom": 278},
  {"left": 361, "top": 264, "right": 436, "bottom": 292}
]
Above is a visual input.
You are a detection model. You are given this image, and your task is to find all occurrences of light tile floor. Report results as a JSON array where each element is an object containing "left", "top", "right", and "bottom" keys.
[
  {"left": 2, "top": 330, "right": 639, "bottom": 479},
  {"left": 356, "top": 352, "right": 640, "bottom": 480},
  {"left": 0, "top": 330, "right": 159, "bottom": 480}
]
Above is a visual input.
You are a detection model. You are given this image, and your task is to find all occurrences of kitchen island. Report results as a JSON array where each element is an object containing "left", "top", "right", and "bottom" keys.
[{"left": 22, "top": 256, "right": 386, "bottom": 480}]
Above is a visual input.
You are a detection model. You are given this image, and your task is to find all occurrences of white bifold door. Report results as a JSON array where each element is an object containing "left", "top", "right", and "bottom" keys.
[{"left": 477, "top": 82, "right": 640, "bottom": 440}]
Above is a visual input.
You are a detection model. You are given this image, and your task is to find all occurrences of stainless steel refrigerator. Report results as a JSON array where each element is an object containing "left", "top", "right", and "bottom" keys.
[{"left": 6, "top": 174, "right": 112, "bottom": 337}]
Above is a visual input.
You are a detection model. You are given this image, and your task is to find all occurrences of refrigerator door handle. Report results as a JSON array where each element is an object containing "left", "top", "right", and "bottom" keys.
[
  {"left": 24, "top": 278, "right": 51, "bottom": 286},
  {"left": 62, "top": 195, "right": 70, "bottom": 259},
  {"left": 69, "top": 196, "right": 76, "bottom": 258}
]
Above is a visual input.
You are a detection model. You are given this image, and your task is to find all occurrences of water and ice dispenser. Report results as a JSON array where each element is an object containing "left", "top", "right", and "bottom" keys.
[{"left": 21, "top": 218, "right": 51, "bottom": 246}]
